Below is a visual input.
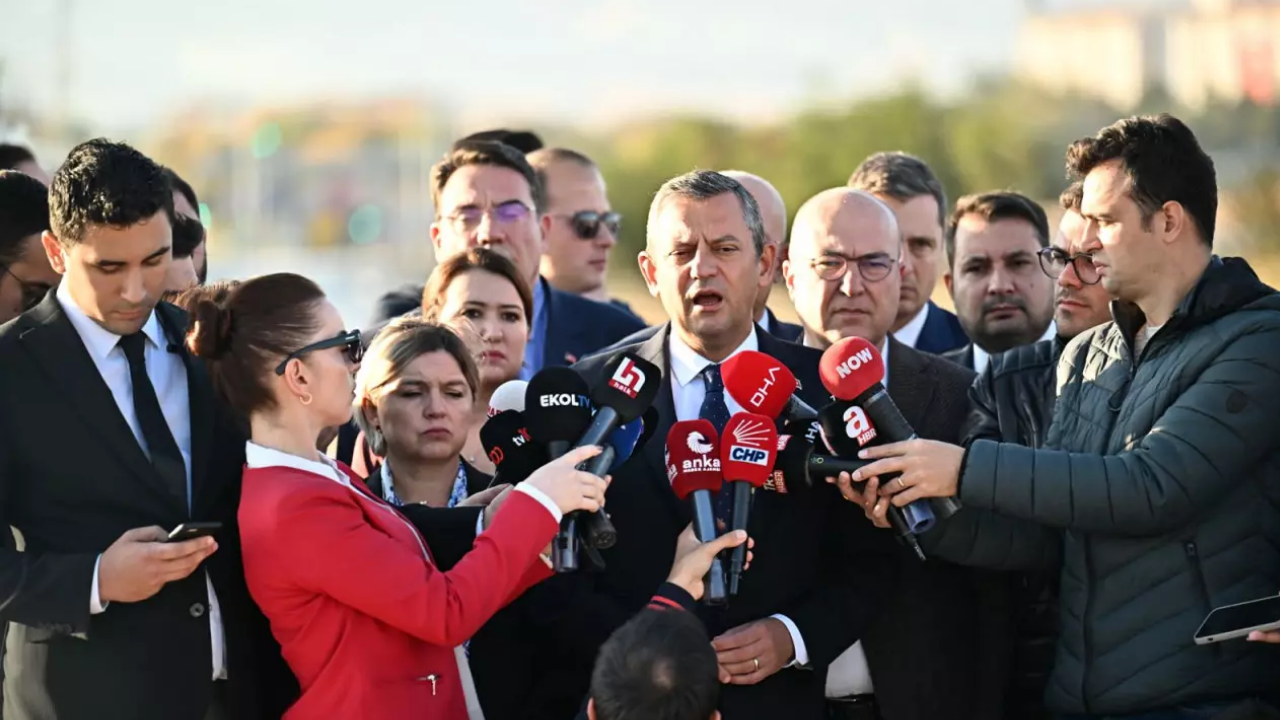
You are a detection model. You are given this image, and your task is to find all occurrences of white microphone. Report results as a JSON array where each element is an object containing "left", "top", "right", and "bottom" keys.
[{"left": 488, "top": 380, "right": 528, "bottom": 417}]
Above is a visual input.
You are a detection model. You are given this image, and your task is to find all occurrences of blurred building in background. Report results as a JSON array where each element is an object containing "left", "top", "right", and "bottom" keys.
[{"left": 1017, "top": 0, "right": 1280, "bottom": 109}]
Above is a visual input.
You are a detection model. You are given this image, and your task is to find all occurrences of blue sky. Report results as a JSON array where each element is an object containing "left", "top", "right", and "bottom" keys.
[{"left": 0, "top": 0, "right": 1164, "bottom": 133}]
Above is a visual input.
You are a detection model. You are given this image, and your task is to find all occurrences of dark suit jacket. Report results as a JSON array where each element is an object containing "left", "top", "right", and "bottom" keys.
[
  {"left": 914, "top": 301, "right": 968, "bottom": 355},
  {"left": 942, "top": 342, "right": 976, "bottom": 371},
  {"left": 856, "top": 338, "right": 1010, "bottom": 720},
  {"left": 526, "top": 325, "right": 898, "bottom": 720},
  {"left": 0, "top": 296, "right": 296, "bottom": 720},
  {"left": 592, "top": 309, "right": 802, "bottom": 357}
]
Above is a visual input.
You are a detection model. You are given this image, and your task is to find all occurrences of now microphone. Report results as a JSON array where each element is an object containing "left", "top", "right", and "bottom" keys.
[
  {"left": 721, "top": 350, "right": 818, "bottom": 424},
  {"left": 720, "top": 412, "right": 778, "bottom": 595},
  {"left": 819, "top": 336, "right": 962, "bottom": 519},
  {"left": 667, "top": 419, "right": 728, "bottom": 605},
  {"left": 479, "top": 410, "right": 547, "bottom": 486}
]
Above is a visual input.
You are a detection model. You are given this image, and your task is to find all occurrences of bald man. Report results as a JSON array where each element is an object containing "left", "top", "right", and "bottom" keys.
[{"left": 784, "top": 188, "right": 1007, "bottom": 720}]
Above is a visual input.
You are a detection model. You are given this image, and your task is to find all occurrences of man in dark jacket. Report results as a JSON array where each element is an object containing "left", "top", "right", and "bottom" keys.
[{"left": 839, "top": 115, "right": 1280, "bottom": 718}]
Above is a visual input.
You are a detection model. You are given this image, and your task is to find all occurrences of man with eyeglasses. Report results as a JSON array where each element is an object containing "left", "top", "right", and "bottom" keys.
[
  {"left": 0, "top": 170, "right": 60, "bottom": 325},
  {"left": 940, "top": 192, "right": 1057, "bottom": 374},
  {"left": 783, "top": 188, "right": 1003, "bottom": 720}
]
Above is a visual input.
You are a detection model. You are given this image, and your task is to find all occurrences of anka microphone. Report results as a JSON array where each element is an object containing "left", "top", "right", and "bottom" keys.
[
  {"left": 819, "top": 337, "right": 962, "bottom": 520},
  {"left": 479, "top": 410, "right": 547, "bottom": 486},
  {"left": 524, "top": 368, "right": 596, "bottom": 572},
  {"left": 720, "top": 412, "right": 778, "bottom": 595},
  {"left": 721, "top": 350, "right": 818, "bottom": 424},
  {"left": 488, "top": 379, "right": 528, "bottom": 417},
  {"left": 666, "top": 419, "right": 729, "bottom": 604}
]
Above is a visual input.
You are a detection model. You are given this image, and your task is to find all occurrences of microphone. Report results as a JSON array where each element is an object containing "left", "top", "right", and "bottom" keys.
[
  {"left": 666, "top": 419, "right": 729, "bottom": 605},
  {"left": 584, "top": 416, "right": 644, "bottom": 479},
  {"left": 719, "top": 412, "right": 778, "bottom": 595},
  {"left": 488, "top": 379, "right": 528, "bottom": 417},
  {"left": 523, "top": 368, "right": 597, "bottom": 571},
  {"left": 479, "top": 410, "right": 547, "bottom": 486},
  {"left": 721, "top": 350, "right": 818, "bottom": 424},
  {"left": 819, "top": 336, "right": 962, "bottom": 519},
  {"left": 774, "top": 432, "right": 872, "bottom": 491}
]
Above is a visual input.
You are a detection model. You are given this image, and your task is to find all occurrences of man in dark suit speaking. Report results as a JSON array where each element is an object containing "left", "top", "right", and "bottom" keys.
[
  {"left": 541, "top": 170, "right": 895, "bottom": 720},
  {"left": 0, "top": 140, "right": 294, "bottom": 720}
]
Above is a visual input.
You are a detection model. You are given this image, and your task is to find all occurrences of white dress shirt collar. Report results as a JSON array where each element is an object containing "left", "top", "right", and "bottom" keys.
[
  {"left": 972, "top": 321, "right": 1058, "bottom": 376},
  {"left": 245, "top": 441, "right": 351, "bottom": 487},
  {"left": 668, "top": 326, "right": 759, "bottom": 390},
  {"left": 57, "top": 280, "right": 166, "bottom": 359},
  {"left": 892, "top": 302, "right": 930, "bottom": 349}
]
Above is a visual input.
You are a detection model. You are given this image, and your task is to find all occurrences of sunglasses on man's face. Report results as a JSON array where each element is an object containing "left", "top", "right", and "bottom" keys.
[
  {"left": 275, "top": 329, "right": 364, "bottom": 375},
  {"left": 560, "top": 211, "right": 621, "bottom": 240},
  {"left": 1, "top": 265, "right": 52, "bottom": 313}
]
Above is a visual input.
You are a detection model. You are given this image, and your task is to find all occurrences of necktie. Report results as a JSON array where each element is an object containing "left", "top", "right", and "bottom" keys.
[
  {"left": 698, "top": 365, "right": 734, "bottom": 525},
  {"left": 119, "top": 333, "right": 187, "bottom": 506}
]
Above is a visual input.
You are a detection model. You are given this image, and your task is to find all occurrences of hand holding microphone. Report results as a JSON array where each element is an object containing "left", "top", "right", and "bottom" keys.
[
  {"left": 668, "top": 526, "right": 752, "bottom": 602},
  {"left": 667, "top": 419, "right": 730, "bottom": 604},
  {"left": 521, "top": 445, "right": 611, "bottom": 516}
]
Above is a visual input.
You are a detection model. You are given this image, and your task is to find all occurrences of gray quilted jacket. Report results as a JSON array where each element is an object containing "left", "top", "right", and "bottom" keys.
[{"left": 928, "top": 256, "right": 1280, "bottom": 715}]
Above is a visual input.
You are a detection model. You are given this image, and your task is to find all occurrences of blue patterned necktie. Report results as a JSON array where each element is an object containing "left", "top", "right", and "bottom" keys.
[{"left": 698, "top": 364, "right": 734, "bottom": 525}]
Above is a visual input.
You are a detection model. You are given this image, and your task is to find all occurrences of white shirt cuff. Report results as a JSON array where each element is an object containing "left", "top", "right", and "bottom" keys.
[
  {"left": 514, "top": 484, "right": 563, "bottom": 524},
  {"left": 770, "top": 613, "right": 808, "bottom": 667},
  {"left": 90, "top": 555, "right": 108, "bottom": 614}
]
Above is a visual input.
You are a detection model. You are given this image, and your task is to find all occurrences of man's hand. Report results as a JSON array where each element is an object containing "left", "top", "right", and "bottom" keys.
[
  {"left": 98, "top": 527, "right": 218, "bottom": 604},
  {"left": 1247, "top": 629, "right": 1280, "bottom": 644},
  {"left": 459, "top": 484, "right": 513, "bottom": 530},
  {"left": 712, "top": 618, "right": 794, "bottom": 685},
  {"left": 852, "top": 439, "right": 965, "bottom": 507},
  {"left": 828, "top": 472, "right": 892, "bottom": 529},
  {"left": 667, "top": 526, "right": 752, "bottom": 601}
]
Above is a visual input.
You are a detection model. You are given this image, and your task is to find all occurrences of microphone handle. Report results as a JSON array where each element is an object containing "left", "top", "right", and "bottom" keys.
[
  {"left": 931, "top": 496, "right": 963, "bottom": 518},
  {"left": 858, "top": 390, "right": 946, "bottom": 531},
  {"left": 581, "top": 446, "right": 619, "bottom": 550},
  {"left": 806, "top": 453, "right": 871, "bottom": 477},
  {"left": 553, "top": 513, "right": 580, "bottom": 573},
  {"left": 691, "top": 490, "right": 728, "bottom": 605},
  {"left": 727, "top": 480, "right": 752, "bottom": 596}
]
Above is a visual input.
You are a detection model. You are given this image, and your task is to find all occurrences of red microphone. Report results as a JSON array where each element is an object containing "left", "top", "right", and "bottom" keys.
[
  {"left": 666, "top": 420, "right": 728, "bottom": 604},
  {"left": 722, "top": 350, "right": 817, "bottom": 422},
  {"left": 720, "top": 412, "right": 778, "bottom": 595}
]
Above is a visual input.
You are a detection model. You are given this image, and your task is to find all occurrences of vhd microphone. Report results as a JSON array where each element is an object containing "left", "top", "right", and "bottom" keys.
[
  {"left": 667, "top": 419, "right": 729, "bottom": 605},
  {"left": 819, "top": 336, "right": 962, "bottom": 519},
  {"left": 721, "top": 350, "right": 818, "bottom": 423},
  {"left": 479, "top": 410, "right": 547, "bottom": 486},
  {"left": 720, "top": 412, "right": 778, "bottom": 595}
]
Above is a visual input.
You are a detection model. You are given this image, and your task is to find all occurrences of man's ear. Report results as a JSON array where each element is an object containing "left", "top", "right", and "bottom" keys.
[
  {"left": 638, "top": 251, "right": 660, "bottom": 298},
  {"left": 944, "top": 271, "right": 954, "bottom": 300},
  {"left": 41, "top": 231, "right": 67, "bottom": 274}
]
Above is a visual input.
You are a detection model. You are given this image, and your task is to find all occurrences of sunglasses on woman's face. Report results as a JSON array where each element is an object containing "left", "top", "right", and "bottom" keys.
[
  {"left": 275, "top": 329, "right": 364, "bottom": 375},
  {"left": 560, "top": 211, "right": 621, "bottom": 240}
]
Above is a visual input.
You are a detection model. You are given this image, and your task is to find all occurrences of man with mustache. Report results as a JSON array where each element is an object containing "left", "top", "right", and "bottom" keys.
[
  {"left": 940, "top": 192, "right": 1056, "bottom": 372},
  {"left": 784, "top": 188, "right": 1004, "bottom": 720}
]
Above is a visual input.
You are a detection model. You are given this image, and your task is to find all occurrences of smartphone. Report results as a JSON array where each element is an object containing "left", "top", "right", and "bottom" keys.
[
  {"left": 166, "top": 521, "right": 223, "bottom": 543},
  {"left": 1193, "top": 595, "right": 1280, "bottom": 645}
]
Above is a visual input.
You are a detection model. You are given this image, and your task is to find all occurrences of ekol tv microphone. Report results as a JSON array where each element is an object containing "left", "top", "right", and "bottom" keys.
[{"left": 524, "top": 368, "right": 597, "bottom": 571}]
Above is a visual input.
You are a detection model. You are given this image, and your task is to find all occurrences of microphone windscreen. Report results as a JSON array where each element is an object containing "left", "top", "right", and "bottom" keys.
[
  {"left": 719, "top": 412, "right": 779, "bottom": 488},
  {"left": 524, "top": 367, "right": 593, "bottom": 445},
  {"left": 488, "top": 380, "right": 528, "bottom": 417},
  {"left": 773, "top": 433, "right": 815, "bottom": 491},
  {"left": 593, "top": 352, "right": 661, "bottom": 424},
  {"left": 721, "top": 350, "right": 798, "bottom": 420},
  {"left": 818, "top": 337, "right": 885, "bottom": 401},
  {"left": 480, "top": 410, "right": 546, "bottom": 483},
  {"left": 666, "top": 419, "right": 723, "bottom": 499},
  {"left": 817, "top": 400, "right": 881, "bottom": 457}
]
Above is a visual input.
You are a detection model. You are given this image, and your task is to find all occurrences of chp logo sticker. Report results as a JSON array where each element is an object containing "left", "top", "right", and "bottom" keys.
[
  {"left": 727, "top": 418, "right": 772, "bottom": 466},
  {"left": 843, "top": 406, "right": 877, "bottom": 447},
  {"left": 608, "top": 357, "right": 647, "bottom": 399}
]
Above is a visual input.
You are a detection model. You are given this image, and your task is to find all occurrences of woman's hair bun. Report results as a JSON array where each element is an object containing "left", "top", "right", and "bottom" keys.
[{"left": 186, "top": 298, "right": 234, "bottom": 359}]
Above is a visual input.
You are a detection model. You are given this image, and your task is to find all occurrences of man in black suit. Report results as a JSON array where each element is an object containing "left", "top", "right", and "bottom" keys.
[
  {"left": 537, "top": 170, "right": 895, "bottom": 720},
  {"left": 783, "top": 187, "right": 1003, "bottom": 720},
  {"left": 938, "top": 192, "right": 1056, "bottom": 375},
  {"left": 0, "top": 139, "right": 295, "bottom": 720},
  {"left": 368, "top": 141, "right": 644, "bottom": 366},
  {"left": 848, "top": 152, "right": 967, "bottom": 355}
]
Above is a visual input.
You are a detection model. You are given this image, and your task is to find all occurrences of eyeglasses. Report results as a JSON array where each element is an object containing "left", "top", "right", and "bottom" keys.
[
  {"left": 446, "top": 201, "right": 533, "bottom": 233},
  {"left": 1037, "top": 247, "right": 1101, "bottom": 285},
  {"left": 809, "top": 253, "right": 898, "bottom": 283},
  {"left": 556, "top": 211, "right": 621, "bottom": 240},
  {"left": 275, "top": 329, "right": 364, "bottom": 375},
  {"left": 1, "top": 265, "right": 52, "bottom": 313}
]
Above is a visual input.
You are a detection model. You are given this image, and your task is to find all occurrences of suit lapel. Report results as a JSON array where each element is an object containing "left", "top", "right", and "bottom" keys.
[
  {"left": 886, "top": 337, "right": 936, "bottom": 429},
  {"left": 159, "top": 303, "right": 212, "bottom": 514},
  {"left": 631, "top": 324, "right": 686, "bottom": 523},
  {"left": 18, "top": 295, "right": 184, "bottom": 512},
  {"left": 540, "top": 280, "right": 585, "bottom": 368}
]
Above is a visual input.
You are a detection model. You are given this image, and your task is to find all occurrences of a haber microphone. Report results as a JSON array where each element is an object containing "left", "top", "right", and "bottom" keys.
[
  {"left": 720, "top": 412, "right": 778, "bottom": 595},
  {"left": 667, "top": 419, "right": 729, "bottom": 605},
  {"left": 819, "top": 336, "right": 962, "bottom": 519},
  {"left": 722, "top": 350, "right": 818, "bottom": 423},
  {"left": 488, "top": 379, "right": 528, "bottom": 417},
  {"left": 480, "top": 410, "right": 547, "bottom": 486}
]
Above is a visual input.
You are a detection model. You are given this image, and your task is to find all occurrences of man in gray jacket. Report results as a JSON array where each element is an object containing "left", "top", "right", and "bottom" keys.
[{"left": 837, "top": 114, "right": 1280, "bottom": 719}]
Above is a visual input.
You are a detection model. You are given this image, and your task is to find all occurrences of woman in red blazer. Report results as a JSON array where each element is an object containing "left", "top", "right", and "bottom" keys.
[{"left": 186, "top": 273, "right": 609, "bottom": 720}]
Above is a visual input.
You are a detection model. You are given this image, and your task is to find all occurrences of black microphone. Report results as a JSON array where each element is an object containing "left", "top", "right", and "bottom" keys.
[
  {"left": 774, "top": 430, "right": 872, "bottom": 491},
  {"left": 479, "top": 411, "right": 547, "bottom": 486},
  {"left": 524, "top": 368, "right": 596, "bottom": 572}
]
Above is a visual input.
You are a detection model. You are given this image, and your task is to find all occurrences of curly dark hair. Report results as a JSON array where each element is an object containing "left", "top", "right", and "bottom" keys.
[
  {"left": 1065, "top": 114, "right": 1216, "bottom": 247},
  {"left": 0, "top": 170, "right": 51, "bottom": 267},
  {"left": 49, "top": 138, "right": 174, "bottom": 246}
]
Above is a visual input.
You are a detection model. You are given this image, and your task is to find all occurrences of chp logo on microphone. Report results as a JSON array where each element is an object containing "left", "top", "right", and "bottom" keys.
[
  {"left": 726, "top": 418, "right": 772, "bottom": 466},
  {"left": 843, "top": 406, "right": 877, "bottom": 447},
  {"left": 608, "top": 357, "right": 647, "bottom": 399}
]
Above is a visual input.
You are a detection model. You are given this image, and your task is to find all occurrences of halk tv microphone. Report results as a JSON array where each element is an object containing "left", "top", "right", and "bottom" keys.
[
  {"left": 479, "top": 410, "right": 547, "bottom": 486},
  {"left": 524, "top": 368, "right": 597, "bottom": 571},
  {"left": 666, "top": 419, "right": 729, "bottom": 605},
  {"left": 720, "top": 412, "right": 778, "bottom": 596},
  {"left": 819, "top": 336, "right": 962, "bottom": 519},
  {"left": 721, "top": 350, "right": 818, "bottom": 423}
]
